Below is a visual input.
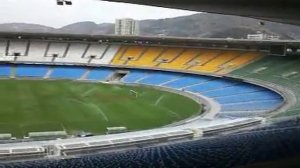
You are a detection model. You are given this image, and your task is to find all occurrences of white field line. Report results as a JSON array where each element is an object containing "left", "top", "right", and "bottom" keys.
[
  {"left": 166, "top": 109, "right": 180, "bottom": 119},
  {"left": 60, "top": 123, "right": 67, "bottom": 132},
  {"left": 154, "top": 95, "right": 165, "bottom": 106},
  {"left": 88, "top": 103, "right": 109, "bottom": 122},
  {"left": 82, "top": 87, "right": 98, "bottom": 97},
  {"left": 67, "top": 98, "right": 109, "bottom": 122}
]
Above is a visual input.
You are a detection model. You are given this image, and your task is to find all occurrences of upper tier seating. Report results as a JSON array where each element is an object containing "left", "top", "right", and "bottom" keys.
[
  {"left": 127, "top": 47, "right": 164, "bottom": 67},
  {"left": 111, "top": 46, "right": 145, "bottom": 65},
  {"left": 111, "top": 45, "right": 263, "bottom": 75},
  {"left": 8, "top": 40, "right": 28, "bottom": 56}
]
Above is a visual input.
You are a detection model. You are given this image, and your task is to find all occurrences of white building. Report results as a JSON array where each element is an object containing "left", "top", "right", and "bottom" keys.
[{"left": 115, "top": 18, "right": 139, "bottom": 36}]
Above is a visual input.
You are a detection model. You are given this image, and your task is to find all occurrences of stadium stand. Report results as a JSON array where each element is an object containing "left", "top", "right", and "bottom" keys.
[
  {"left": 50, "top": 66, "right": 86, "bottom": 80},
  {"left": 111, "top": 46, "right": 263, "bottom": 74},
  {"left": 231, "top": 55, "right": 300, "bottom": 116},
  {"left": 86, "top": 68, "right": 114, "bottom": 81},
  {"left": 8, "top": 42, "right": 118, "bottom": 65},
  {"left": 3, "top": 118, "right": 300, "bottom": 168},
  {"left": 57, "top": 43, "right": 89, "bottom": 63},
  {"left": 137, "top": 72, "right": 182, "bottom": 85},
  {"left": 159, "top": 49, "right": 201, "bottom": 70},
  {"left": 16, "top": 65, "right": 49, "bottom": 78},
  {"left": 162, "top": 75, "right": 213, "bottom": 89},
  {"left": 155, "top": 47, "right": 185, "bottom": 65},
  {"left": 184, "top": 79, "right": 240, "bottom": 92},
  {"left": 115, "top": 45, "right": 146, "bottom": 65},
  {"left": 121, "top": 70, "right": 149, "bottom": 83},
  {"left": 20, "top": 41, "right": 52, "bottom": 62},
  {"left": 126, "top": 47, "right": 164, "bottom": 67},
  {"left": 8, "top": 40, "right": 28, "bottom": 56},
  {"left": 118, "top": 69, "right": 283, "bottom": 117},
  {"left": 0, "top": 64, "right": 11, "bottom": 77},
  {"left": 90, "top": 44, "right": 119, "bottom": 65},
  {"left": 46, "top": 42, "right": 68, "bottom": 58},
  {"left": 0, "top": 40, "right": 6, "bottom": 57},
  {"left": 82, "top": 44, "right": 108, "bottom": 59}
]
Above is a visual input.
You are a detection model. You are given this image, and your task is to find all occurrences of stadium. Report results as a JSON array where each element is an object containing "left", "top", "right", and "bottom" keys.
[{"left": 0, "top": 0, "right": 299, "bottom": 168}]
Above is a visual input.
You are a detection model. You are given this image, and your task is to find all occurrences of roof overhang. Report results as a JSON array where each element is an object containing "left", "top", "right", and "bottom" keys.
[
  {"left": 103, "top": 0, "right": 300, "bottom": 25},
  {"left": 0, "top": 31, "right": 299, "bottom": 51}
]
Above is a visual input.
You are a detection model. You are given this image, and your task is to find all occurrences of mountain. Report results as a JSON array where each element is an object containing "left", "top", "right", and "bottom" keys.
[
  {"left": 138, "top": 13, "right": 300, "bottom": 39},
  {"left": 0, "top": 23, "right": 54, "bottom": 33},
  {"left": 0, "top": 13, "right": 299, "bottom": 39}
]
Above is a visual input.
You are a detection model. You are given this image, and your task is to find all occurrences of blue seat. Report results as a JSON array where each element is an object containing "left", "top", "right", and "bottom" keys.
[
  {"left": 16, "top": 65, "right": 48, "bottom": 77},
  {"left": 50, "top": 66, "right": 86, "bottom": 80},
  {"left": 138, "top": 72, "right": 181, "bottom": 85},
  {"left": 221, "top": 99, "right": 283, "bottom": 112},
  {"left": 185, "top": 79, "right": 239, "bottom": 93},
  {"left": 163, "top": 75, "right": 213, "bottom": 89},
  {"left": 0, "top": 65, "right": 11, "bottom": 77},
  {"left": 86, "top": 69, "right": 113, "bottom": 81},
  {"left": 122, "top": 71, "right": 148, "bottom": 83},
  {"left": 215, "top": 90, "right": 282, "bottom": 104},
  {"left": 202, "top": 83, "right": 265, "bottom": 97}
]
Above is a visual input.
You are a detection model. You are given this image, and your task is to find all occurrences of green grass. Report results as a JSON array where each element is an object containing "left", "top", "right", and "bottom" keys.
[{"left": 0, "top": 79, "right": 201, "bottom": 138}]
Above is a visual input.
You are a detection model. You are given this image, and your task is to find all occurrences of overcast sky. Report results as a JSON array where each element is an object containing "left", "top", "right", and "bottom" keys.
[{"left": 0, "top": 0, "right": 197, "bottom": 28}]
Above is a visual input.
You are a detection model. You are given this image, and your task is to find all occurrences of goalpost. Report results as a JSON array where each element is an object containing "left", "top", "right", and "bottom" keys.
[{"left": 130, "top": 89, "right": 138, "bottom": 98}]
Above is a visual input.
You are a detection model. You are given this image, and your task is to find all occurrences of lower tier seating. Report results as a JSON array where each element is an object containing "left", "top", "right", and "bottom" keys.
[
  {"left": 50, "top": 66, "right": 86, "bottom": 80},
  {"left": 0, "top": 65, "right": 11, "bottom": 77},
  {"left": 86, "top": 69, "right": 113, "bottom": 81},
  {"left": 16, "top": 65, "right": 49, "bottom": 77},
  {"left": 231, "top": 55, "right": 300, "bottom": 117},
  {"left": 4, "top": 118, "right": 300, "bottom": 168}
]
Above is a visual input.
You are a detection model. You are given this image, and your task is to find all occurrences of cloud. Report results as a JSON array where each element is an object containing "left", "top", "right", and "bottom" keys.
[{"left": 0, "top": 0, "right": 197, "bottom": 28}]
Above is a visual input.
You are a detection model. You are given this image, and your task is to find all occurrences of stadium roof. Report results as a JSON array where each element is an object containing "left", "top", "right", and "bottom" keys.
[
  {"left": 0, "top": 31, "right": 298, "bottom": 45},
  {"left": 103, "top": 0, "right": 300, "bottom": 25},
  {"left": 1, "top": 31, "right": 299, "bottom": 52}
]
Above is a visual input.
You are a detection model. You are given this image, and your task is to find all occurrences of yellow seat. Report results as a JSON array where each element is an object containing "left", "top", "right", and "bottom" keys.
[
  {"left": 156, "top": 48, "right": 184, "bottom": 63},
  {"left": 111, "top": 46, "right": 128, "bottom": 65},
  {"left": 205, "top": 51, "right": 239, "bottom": 68},
  {"left": 122, "top": 46, "right": 146, "bottom": 64},
  {"left": 127, "top": 47, "right": 163, "bottom": 67},
  {"left": 217, "top": 52, "right": 263, "bottom": 74},
  {"left": 159, "top": 49, "right": 200, "bottom": 70}
]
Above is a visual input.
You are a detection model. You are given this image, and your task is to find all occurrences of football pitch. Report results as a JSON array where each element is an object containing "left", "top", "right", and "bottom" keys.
[{"left": 0, "top": 79, "right": 201, "bottom": 138}]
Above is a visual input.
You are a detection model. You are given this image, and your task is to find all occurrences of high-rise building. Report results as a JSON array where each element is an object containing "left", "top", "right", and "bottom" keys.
[{"left": 115, "top": 18, "right": 139, "bottom": 36}]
